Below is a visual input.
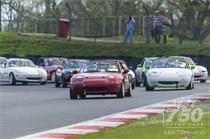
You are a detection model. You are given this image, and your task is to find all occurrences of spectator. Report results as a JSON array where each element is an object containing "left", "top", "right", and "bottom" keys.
[
  {"left": 153, "top": 10, "right": 165, "bottom": 44},
  {"left": 124, "top": 16, "right": 135, "bottom": 44}
]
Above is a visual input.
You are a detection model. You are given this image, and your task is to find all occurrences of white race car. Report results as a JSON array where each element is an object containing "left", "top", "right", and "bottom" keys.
[
  {"left": 145, "top": 58, "right": 194, "bottom": 91},
  {"left": 170, "top": 56, "right": 208, "bottom": 83},
  {"left": 0, "top": 58, "right": 47, "bottom": 85}
]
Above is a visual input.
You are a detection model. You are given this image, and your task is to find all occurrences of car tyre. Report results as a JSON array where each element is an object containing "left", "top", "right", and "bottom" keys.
[
  {"left": 22, "top": 82, "right": 28, "bottom": 85},
  {"left": 40, "top": 81, "right": 46, "bottom": 85},
  {"left": 55, "top": 77, "right": 61, "bottom": 87},
  {"left": 62, "top": 76, "right": 67, "bottom": 88},
  {"left": 142, "top": 74, "right": 146, "bottom": 87},
  {"left": 136, "top": 81, "right": 141, "bottom": 87},
  {"left": 125, "top": 83, "right": 132, "bottom": 97},
  {"left": 186, "top": 81, "right": 194, "bottom": 90},
  {"left": 9, "top": 73, "right": 16, "bottom": 85},
  {"left": 200, "top": 80, "right": 206, "bottom": 83},
  {"left": 117, "top": 83, "right": 125, "bottom": 98},
  {"left": 70, "top": 88, "right": 78, "bottom": 99},
  {"left": 132, "top": 79, "right": 135, "bottom": 90},
  {"left": 79, "top": 93, "right": 86, "bottom": 99},
  {"left": 145, "top": 77, "right": 154, "bottom": 91}
]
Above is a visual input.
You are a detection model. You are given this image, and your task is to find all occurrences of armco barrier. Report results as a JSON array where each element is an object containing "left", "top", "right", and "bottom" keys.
[{"left": 1, "top": 55, "right": 210, "bottom": 75}]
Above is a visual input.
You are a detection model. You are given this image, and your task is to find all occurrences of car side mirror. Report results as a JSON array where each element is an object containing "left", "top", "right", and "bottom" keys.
[
  {"left": 72, "top": 70, "right": 78, "bottom": 74},
  {"left": 191, "top": 65, "right": 196, "bottom": 70},
  {"left": 123, "top": 69, "right": 129, "bottom": 74}
]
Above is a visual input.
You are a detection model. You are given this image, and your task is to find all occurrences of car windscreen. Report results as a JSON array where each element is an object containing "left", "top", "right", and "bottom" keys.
[
  {"left": 145, "top": 59, "right": 156, "bottom": 67},
  {"left": 77, "top": 60, "right": 89, "bottom": 68},
  {"left": 9, "top": 60, "right": 35, "bottom": 67},
  {"left": 80, "top": 63, "right": 120, "bottom": 73},
  {"left": 64, "top": 61, "right": 79, "bottom": 69},
  {"left": 152, "top": 59, "right": 188, "bottom": 68},
  {"left": 45, "top": 59, "right": 61, "bottom": 66},
  {"left": 187, "top": 58, "right": 195, "bottom": 65}
]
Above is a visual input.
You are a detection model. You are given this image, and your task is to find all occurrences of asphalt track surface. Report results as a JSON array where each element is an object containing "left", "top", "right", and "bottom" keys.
[{"left": 0, "top": 82, "right": 210, "bottom": 139}]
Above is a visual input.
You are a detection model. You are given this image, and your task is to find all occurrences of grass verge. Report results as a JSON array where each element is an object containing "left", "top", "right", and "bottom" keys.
[
  {"left": 72, "top": 101, "right": 210, "bottom": 139},
  {"left": 0, "top": 32, "right": 210, "bottom": 57}
]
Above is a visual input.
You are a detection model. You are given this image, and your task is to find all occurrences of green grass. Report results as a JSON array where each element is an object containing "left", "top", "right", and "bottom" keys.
[
  {"left": 101, "top": 35, "right": 210, "bottom": 46},
  {"left": 72, "top": 102, "right": 210, "bottom": 139},
  {"left": 0, "top": 32, "right": 210, "bottom": 57}
]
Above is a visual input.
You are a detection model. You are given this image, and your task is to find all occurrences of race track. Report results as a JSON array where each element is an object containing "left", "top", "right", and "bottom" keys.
[{"left": 0, "top": 82, "right": 210, "bottom": 139}]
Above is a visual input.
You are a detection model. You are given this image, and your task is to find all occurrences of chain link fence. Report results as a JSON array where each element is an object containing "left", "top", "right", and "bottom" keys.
[{"left": 1, "top": 16, "right": 146, "bottom": 37}]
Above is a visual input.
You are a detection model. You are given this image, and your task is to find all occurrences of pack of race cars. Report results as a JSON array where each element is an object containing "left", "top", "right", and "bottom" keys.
[{"left": 0, "top": 56, "right": 208, "bottom": 99}]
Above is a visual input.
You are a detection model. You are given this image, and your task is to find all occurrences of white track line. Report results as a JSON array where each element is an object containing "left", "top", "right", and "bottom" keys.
[{"left": 16, "top": 92, "right": 210, "bottom": 139}]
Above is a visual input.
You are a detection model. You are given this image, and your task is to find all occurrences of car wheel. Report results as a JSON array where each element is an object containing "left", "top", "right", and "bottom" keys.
[
  {"left": 142, "top": 74, "right": 146, "bottom": 87},
  {"left": 200, "top": 80, "right": 206, "bottom": 83},
  {"left": 117, "top": 83, "right": 125, "bottom": 98},
  {"left": 136, "top": 81, "right": 141, "bottom": 87},
  {"left": 125, "top": 83, "right": 132, "bottom": 97},
  {"left": 40, "top": 81, "right": 46, "bottom": 85},
  {"left": 70, "top": 88, "right": 78, "bottom": 99},
  {"left": 79, "top": 93, "right": 86, "bottom": 99},
  {"left": 145, "top": 78, "right": 154, "bottom": 91},
  {"left": 186, "top": 81, "right": 194, "bottom": 90},
  {"left": 9, "top": 73, "right": 16, "bottom": 85},
  {"left": 51, "top": 71, "right": 56, "bottom": 82},
  {"left": 22, "top": 82, "right": 28, "bottom": 85},
  {"left": 62, "top": 76, "right": 67, "bottom": 88},
  {"left": 55, "top": 76, "right": 61, "bottom": 87},
  {"left": 132, "top": 79, "right": 135, "bottom": 90}
]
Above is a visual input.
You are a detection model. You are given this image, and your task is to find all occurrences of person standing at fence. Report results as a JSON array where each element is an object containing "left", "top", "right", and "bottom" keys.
[
  {"left": 153, "top": 10, "right": 165, "bottom": 44},
  {"left": 124, "top": 16, "right": 135, "bottom": 44}
]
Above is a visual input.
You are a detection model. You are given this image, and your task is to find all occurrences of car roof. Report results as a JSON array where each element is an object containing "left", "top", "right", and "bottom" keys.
[
  {"left": 87, "top": 60, "right": 120, "bottom": 65},
  {"left": 44, "top": 57, "right": 67, "bottom": 60},
  {"left": 0, "top": 57, "right": 7, "bottom": 60},
  {"left": 67, "top": 59, "right": 89, "bottom": 62},
  {"left": 169, "top": 56, "right": 190, "bottom": 59},
  {"left": 93, "top": 59, "right": 125, "bottom": 62},
  {"left": 9, "top": 58, "right": 31, "bottom": 61}
]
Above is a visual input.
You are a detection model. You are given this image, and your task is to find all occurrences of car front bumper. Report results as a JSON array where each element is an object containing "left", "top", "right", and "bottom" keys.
[
  {"left": 15, "top": 74, "right": 47, "bottom": 83},
  {"left": 147, "top": 78, "right": 191, "bottom": 88},
  {"left": 71, "top": 82, "right": 122, "bottom": 95}
]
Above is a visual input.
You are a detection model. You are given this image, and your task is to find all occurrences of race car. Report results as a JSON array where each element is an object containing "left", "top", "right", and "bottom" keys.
[
  {"left": 170, "top": 56, "right": 208, "bottom": 83},
  {"left": 55, "top": 59, "right": 89, "bottom": 87},
  {"left": 38, "top": 57, "right": 67, "bottom": 82},
  {"left": 0, "top": 58, "right": 47, "bottom": 85},
  {"left": 135, "top": 57, "right": 158, "bottom": 86},
  {"left": 92, "top": 59, "right": 136, "bottom": 90},
  {"left": 69, "top": 60, "right": 132, "bottom": 99},
  {"left": 145, "top": 58, "right": 194, "bottom": 91}
]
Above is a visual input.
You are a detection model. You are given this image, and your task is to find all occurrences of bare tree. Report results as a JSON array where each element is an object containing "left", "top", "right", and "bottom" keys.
[{"left": 168, "top": 0, "right": 210, "bottom": 44}]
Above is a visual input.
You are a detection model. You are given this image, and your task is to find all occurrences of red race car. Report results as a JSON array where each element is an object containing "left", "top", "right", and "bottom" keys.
[
  {"left": 38, "top": 57, "right": 67, "bottom": 82},
  {"left": 69, "top": 61, "right": 132, "bottom": 99}
]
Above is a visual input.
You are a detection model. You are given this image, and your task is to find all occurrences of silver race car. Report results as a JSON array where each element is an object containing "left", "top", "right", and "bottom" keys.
[{"left": 170, "top": 56, "right": 208, "bottom": 83}]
